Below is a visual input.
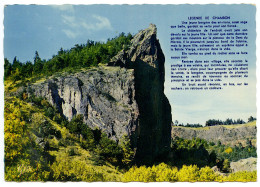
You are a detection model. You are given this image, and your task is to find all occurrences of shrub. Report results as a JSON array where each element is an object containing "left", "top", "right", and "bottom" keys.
[
  {"left": 122, "top": 165, "right": 155, "bottom": 182},
  {"left": 177, "top": 165, "right": 200, "bottom": 182},
  {"left": 223, "top": 171, "right": 257, "bottom": 182},
  {"left": 68, "top": 147, "right": 77, "bottom": 156},
  {"left": 152, "top": 163, "right": 178, "bottom": 182},
  {"left": 123, "top": 164, "right": 256, "bottom": 182},
  {"left": 198, "top": 166, "right": 219, "bottom": 181},
  {"left": 50, "top": 159, "right": 104, "bottom": 181}
]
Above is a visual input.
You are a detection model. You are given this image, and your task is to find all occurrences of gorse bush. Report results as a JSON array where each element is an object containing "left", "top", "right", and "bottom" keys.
[
  {"left": 4, "top": 101, "right": 28, "bottom": 163},
  {"left": 223, "top": 171, "right": 257, "bottom": 182},
  {"left": 122, "top": 164, "right": 256, "bottom": 182},
  {"left": 5, "top": 160, "right": 51, "bottom": 182},
  {"left": 122, "top": 163, "right": 178, "bottom": 182},
  {"left": 176, "top": 165, "right": 200, "bottom": 182},
  {"left": 51, "top": 158, "right": 104, "bottom": 181},
  {"left": 4, "top": 97, "right": 53, "bottom": 181}
]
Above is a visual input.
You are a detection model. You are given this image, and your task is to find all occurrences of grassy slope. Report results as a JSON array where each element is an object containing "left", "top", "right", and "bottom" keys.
[
  {"left": 173, "top": 121, "right": 256, "bottom": 131},
  {"left": 4, "top": 93, "right": 123, "bottom": 181}
]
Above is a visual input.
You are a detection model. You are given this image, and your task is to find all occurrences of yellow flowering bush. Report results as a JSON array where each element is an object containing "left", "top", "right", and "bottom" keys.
[
  {"left": 177, "top": 165, "right": 200, "bottom": 182},
  {"left": 223, "top": 171, "right": 257, "bottom": 182},
  {"left": 5, "top": 160, "right": 50, "bottom": 181},
  {"left": 152, "top": 163, "right": 178, "bottom": 182},
  {"left": 198, "top": 166, "right": 220, "bottom": 181},
  {"left": 4, "top": 100, "right": 28, "bottom": 163},
  {"left": 123, "top": 164, "right": 256, "bottom": 182}
]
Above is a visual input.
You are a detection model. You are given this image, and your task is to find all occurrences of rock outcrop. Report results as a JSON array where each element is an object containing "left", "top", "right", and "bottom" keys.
[
  {"left": 29, "top": 67, "right": 138, "bottom": 143},
  {"left": 171, "top": 123, "right": 256, "bottom": 146},
  {"left": 28, "top": 24, "right": 172, "bottom": 164},
  {"left": 230, "top": 157, "right": 257, "bottom": 172}
]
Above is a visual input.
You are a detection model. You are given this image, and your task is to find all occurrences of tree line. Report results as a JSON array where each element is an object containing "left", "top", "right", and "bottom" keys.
[
  {"left": 205, "top": 116, "right": 256, "bottom": 126},
  {"left": 4, "top": 32, "right": 133, "bottom": 81},
  {"left": 173, "top": 116, "right": 256, "bottom": 128}
]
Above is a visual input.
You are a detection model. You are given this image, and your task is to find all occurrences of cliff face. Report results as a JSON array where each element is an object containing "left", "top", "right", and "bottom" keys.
[
  {"left": 28, "top": 24, "right": 172, "bottom": 164},
  {"left": 171, "top": 123, "right": 256, "bottom": 146},
  {"left": 29, "top": 67, "right": 138, "bottom": 143}
]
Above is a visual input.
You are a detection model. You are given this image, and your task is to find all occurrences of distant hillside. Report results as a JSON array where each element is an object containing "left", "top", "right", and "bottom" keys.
[{"left": 171, "top": 121, "right": 256, "bottom": 146}]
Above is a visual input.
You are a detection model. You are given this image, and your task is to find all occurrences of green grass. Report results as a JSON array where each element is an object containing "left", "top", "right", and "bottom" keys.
[
  {"left": 222, "top": 121, "right": 256, "bottom": 128},
  {"left": 173, "top": 121, "right": 256, "bottom": 131}
]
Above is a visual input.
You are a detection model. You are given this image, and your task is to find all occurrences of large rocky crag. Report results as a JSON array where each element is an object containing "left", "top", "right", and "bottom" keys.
[
  {"left": 172, "top": 123, "right": 256, "bottom": 146},
  {"left": 28, "top": 24, "right": 172, "bottom": 164}
]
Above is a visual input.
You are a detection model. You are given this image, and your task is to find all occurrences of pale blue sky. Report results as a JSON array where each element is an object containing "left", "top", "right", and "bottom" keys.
[{"left": 4, "top": 4, "right": 256, "bottom": 125}]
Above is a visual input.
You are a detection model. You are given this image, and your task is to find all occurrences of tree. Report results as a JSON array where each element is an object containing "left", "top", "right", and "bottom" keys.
[
  {"left": 248, "top": 116, "right": 256, "bottom": 122},
  {"left": 21, "top": 61, "right": 33, "bottom": 77},
  {"left": 12, "top": 56, "right": 22, "bottom": 70},
  {"left": 58, "top": 47, "right": 64, "bottom": 55},
  {"left": 11, "top": 68, "right": 21, "bottom": 82},
  {"left": 95, "top": 133, "right": 123, "bottom": 165},
  {"left": 33, "top": 51, "right": 43, "bottom": 73},
  {"left": 67, "top": 114, "right": 84, "bottom": 134},
  {"left": 224, "top": 118, "right": 233, "bottom": 125},
  {"left": 4, "top": 58, "right": 12, "bottom": 78},
  {"left": 121, "top": 135, "right": 134, "bottom": 166}
]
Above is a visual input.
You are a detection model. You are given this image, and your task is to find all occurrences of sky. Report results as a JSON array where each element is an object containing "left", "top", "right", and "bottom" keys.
[{"left": 3, "top": 4, "right": 257, "bottom": 125}]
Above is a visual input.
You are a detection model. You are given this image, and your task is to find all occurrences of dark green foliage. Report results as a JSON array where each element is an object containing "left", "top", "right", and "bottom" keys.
[
  {"left": 177, "top": 123, "right": 203, "bottom": 128},
  {"left": 45, "top": 107, "right": 55, "bottom": 119},
  {"left": 4, "top": 58, "right": 12, "bottom": 78},
  {"left": 208, "top": 151, "right": 217, "bottom": 166},
  {"left": 248, "top": 116, "right": 256, "bottom": 122},
  {"left": 21, "top": 61, "right": 34, "bottom": 77},
  {"left": 5, "top": 33, "right": 133, "bottom": 81},
  {"left": 170, "top": 137, "right": 212, "bottom": 168},
  {"left": 213, "top": 143, "right": 257, "bottom": 162},
  {"left": 65, "top": 115, "right": 132, "bottom": 167},
  {"left": 11, "top": 57, "right": 23, "bottom": 82},
  {"left": 68, "top": 147, "right": 78, "bottom": 156},
  {"left": 93, "top": 134, "right": 123, "bottom": 165},
  {"left": 205, "top": 118, "right": 246, "bottom": 126},
  {"left": 66, "top": 115, "right": 95, "bottom": 150},
  {"left": 170, "top": 137, "right": 257, "bottom": 171},
  {"left": 33, "top": 51, "right": 43, "bottom": 74},
  {"left": 12, "top": 56, "right": 22, "bottom": 71},
  {"left": 28, "top": 95, "right": 45, "bottom": 107},
  {"left": 67, "top": 114, "right": 84, "bottom": 134},
  {"left": 220, "top": 159, "right": 231, "bottom": 173},
  {"left": 34, "top": 120, "right": 61, "bottom": 140}
]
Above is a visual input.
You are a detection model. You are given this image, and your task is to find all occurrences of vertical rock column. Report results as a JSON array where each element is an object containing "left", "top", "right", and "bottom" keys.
[{"left": 110, "top": 24, "right": 172, "bottom": 164}]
